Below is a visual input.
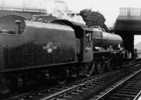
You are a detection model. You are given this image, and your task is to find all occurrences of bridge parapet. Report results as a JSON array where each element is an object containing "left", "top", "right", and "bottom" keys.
[
  {"left": 115, "top": 8, "right": 141, "bottom": 32},
  {"left": 119, "top": 8, "right": 141, "bottom": 17}
]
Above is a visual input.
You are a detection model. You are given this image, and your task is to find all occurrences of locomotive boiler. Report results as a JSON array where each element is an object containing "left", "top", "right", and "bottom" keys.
[
  {"left": 0, "top": 15, "right": 124, "bottom": 94},
  {"left": 92, "top": 27, "right": 123, "bottom": 48}
]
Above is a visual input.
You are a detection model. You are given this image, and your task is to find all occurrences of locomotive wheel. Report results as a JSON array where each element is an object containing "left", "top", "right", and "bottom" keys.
[
  {"left": 105, "top": 61, "right": 112, "bottom": 71},
  {"left": 69, "top": 65, "right": 82, "bottom": 78},
  {"left": 96, "top": 63, "right": 104, "bottom": 74},
  {"left": 79, "top": 63, "right": 90, "bottom": 77},
  {"left": 3, "top": 74, "right": 19, "bottom": 92},
  {"left": 87, "top": 62, "right": 96, "bottom": 76},
  {"left": 70, "top": 64, "right": 83, "bottom": 78},
  {"left": 0, "top": 75, "right": 10, "bottom": 94},
  {"left": 50, "top": 67, "right": 69, "bottom": 83}
]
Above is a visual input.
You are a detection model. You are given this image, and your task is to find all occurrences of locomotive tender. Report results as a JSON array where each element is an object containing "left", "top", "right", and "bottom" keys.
[{"left": 0, "top": 15, "right": 123, "bottom": 94}]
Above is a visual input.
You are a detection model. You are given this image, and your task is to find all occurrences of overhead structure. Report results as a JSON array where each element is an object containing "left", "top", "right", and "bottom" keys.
[
  {"left": 115, "top": 8, "right": 141, "bottom": 32},
  {"left": 114, "top": 8, "right": 141, "bottom": 59}
]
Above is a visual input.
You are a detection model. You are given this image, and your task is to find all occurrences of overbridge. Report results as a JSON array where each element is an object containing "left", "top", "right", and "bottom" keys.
[{"left": 114, "top": 8, "right": 141, "bottom": 58}]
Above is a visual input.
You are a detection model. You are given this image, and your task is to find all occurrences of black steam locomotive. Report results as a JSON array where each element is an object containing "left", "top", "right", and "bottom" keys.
[{"left": 0, "top": 15, "right": 124, "bottom": 94}]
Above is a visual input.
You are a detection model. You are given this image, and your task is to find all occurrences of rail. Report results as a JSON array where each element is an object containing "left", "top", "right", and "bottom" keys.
[{"left": 91, "top": 63, "right": 141, "bottom": 100}]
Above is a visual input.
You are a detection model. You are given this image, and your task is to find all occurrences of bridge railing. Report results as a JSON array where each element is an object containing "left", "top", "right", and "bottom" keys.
[{"left": 120, "top": 8, "right": 141, "bottom": 16}]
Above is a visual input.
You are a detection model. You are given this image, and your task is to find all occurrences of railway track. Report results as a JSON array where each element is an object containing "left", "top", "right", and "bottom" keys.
[
  {"left": 8, "top": 67, "right": 139, "bottom": 100},
  {"left": 7, "top": 71, "right": 120, "bottom": 100},
  {"left": 4, "top": 60, "right": 141, "bottom": 100},
  {"left": 89, "top": 63, "right": 141, "bottom": 100}
]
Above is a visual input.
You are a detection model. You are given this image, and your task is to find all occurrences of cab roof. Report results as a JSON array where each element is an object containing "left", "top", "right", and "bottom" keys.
[{"left": 51, "top": 19, "right": 87, "bottom": 38}]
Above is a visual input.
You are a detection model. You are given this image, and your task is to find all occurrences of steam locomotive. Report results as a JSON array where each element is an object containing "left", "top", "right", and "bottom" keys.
[{"left": 0, "top": 15, "right": 124, "bottom": 94}]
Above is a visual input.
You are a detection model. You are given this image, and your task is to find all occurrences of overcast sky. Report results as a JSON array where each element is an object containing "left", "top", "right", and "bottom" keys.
[
  {"left": 0, "top": 0, "right": 141, "bottom": 26},
  {"left": 64, "top": 0, "right": 141, "bottom": 46},
  {"left": 64, "top": 0, "right": 141, "bottom": 26},
  {"left": 0, "top": 0, "right": 141, "bottom": 45}
]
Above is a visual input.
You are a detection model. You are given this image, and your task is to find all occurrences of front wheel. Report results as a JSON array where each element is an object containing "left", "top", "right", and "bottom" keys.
[{"left": 96, "top": 62, "right": 105, "bottom": 74}]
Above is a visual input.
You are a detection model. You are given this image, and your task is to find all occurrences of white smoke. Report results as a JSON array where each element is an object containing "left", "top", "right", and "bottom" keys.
[{"left": 0, "top": 0, "right": 85, "bottom": 24}]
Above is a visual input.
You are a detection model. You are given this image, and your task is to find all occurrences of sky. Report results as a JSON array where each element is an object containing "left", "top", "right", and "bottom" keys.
[
  {"left": 0, "top": 0, "right": 141, "bottom": 26},
  {"left": 55, "top": 0, "right": 141, "bottom": 45},
  {"left": 134, "top": 35, "right": 141, "bottom": 45},
  {"left": 0, "top": 0, "right": 141, "bottom": 45},
  {"left": 62, "top": 0, "right": 141, "bottom": 45},
  {"left": 63, "top": 0, "right": 141, "bottom": 26}
]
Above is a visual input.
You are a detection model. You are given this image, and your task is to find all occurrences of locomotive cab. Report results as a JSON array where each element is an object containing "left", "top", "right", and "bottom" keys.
[
  {"left": 51, "top": 19, "right": 94, "bottom": 63},
  {"left": 83, "top": 28, "right": 93, "bottom": 62}
]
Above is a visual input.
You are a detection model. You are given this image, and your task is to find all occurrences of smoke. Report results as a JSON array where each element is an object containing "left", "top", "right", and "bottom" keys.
[
  {"left": 0, "top": 0, "right": 51, "bottom": 9},
  {"left": 0, "top": 0, "right": 85, "bottom": 23}
]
